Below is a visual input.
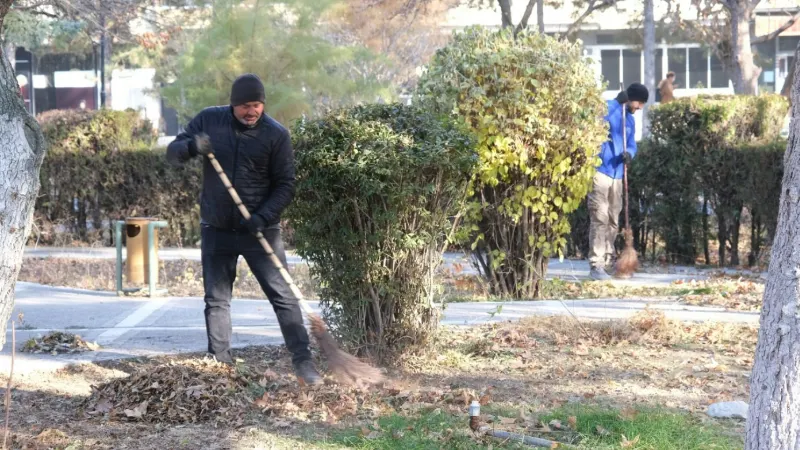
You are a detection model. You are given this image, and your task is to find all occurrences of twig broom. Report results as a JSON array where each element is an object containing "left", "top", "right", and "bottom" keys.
[
  {"left": 206, "top": 151, "right": 384, "bottom": 386},
  {"left": 614, "top": 95, "right": 639, "bottom": 278}
]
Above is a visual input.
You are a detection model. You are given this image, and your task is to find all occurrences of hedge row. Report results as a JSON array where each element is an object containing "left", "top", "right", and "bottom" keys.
[
  {"left": 602, "top": 95, "right": 786, "bottom": 266},
  {"left": 32, "top": 90, "right": 789, "bottom": 273},
  {"left": 32, "top": 109, "right": 203, "bottom": 247}
]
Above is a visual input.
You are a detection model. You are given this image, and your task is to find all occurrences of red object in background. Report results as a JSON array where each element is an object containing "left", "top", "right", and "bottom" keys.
[{"left": 19, "top": 84, "right": 32, "bottom": 113}]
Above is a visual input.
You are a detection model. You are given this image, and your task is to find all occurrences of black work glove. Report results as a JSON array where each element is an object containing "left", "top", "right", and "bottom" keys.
[
  {"left": 622, "top": 151, "right": 632, "bottom": 166},
  {"left": 242, "top": 214, "right": 267, "bottom": 235},
  {"left": 188, "top": 133, "right": 212, "bottom": 157}
]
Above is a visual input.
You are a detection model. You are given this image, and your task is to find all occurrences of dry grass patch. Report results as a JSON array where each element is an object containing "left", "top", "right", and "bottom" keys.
[
  {"left": 403, "top": 310, "right": 756, "bottom": 414},
  {"left": 3, "top": 310, "right": 755, "bottom": 449}
]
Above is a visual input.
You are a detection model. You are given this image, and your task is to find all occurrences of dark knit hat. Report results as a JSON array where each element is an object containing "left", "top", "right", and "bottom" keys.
[
  {"left": 230, "top": 74, "right": 265, "bottom": 106},
  {"left": 626, "top": 83, "right": 649, "bottom": 103}
]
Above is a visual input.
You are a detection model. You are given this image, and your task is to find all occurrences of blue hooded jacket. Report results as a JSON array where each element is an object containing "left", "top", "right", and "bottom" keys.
[{"left": 597, "top": 99, "right": 637, "bottom": 180}]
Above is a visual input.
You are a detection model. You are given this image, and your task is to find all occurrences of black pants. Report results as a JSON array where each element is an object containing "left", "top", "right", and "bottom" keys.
[{"left": 201, "top": 224, "right": 311, "bottom": 364}]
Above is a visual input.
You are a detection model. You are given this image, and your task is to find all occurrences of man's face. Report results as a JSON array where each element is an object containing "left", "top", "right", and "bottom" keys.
[
  {"left": 628, "top": 101, "right": 644, "bottom": 113},
  {"left": 233, "top": 101, "right": 264, "bottom": 126}
]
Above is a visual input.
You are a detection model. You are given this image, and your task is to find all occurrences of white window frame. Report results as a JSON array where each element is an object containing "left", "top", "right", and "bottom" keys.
[{"left": 587, "top": 42, "right": 734, "bottom": 97}]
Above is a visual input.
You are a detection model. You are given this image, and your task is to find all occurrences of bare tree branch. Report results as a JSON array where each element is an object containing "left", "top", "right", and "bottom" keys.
[
  {"left": 752, "top": 10, "right": 800, "bottom": 44},
  {"left": 780, "top": 42, "right": 798, "bottom": 106},
  {"left": 560, "top": 0, "right": 620, "bottom": 40},
  {"left": 515, "top": 0, "right": 537, "bottom": 33}
]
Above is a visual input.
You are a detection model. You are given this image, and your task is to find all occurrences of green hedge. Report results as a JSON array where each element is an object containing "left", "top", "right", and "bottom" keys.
[
  {"left": 288, "top": 104, "right": 475, "bottom": 356},
  {"left": 38, "top": 109, "right": 156, "bottom": 153},
  {"left": 35, "top": 149, "right": 203, "bottom": 247},
  {"left": 624, "top": 94, "right": 788, "bottom": 266},
  {"left": 32, "top": 109, "right": 203, "bottom": 247}
]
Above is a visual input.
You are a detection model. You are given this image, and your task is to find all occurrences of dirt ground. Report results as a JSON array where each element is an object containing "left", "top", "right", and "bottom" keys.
[{"left": 2, "top": 311, "right": 754, "bottom": 449}]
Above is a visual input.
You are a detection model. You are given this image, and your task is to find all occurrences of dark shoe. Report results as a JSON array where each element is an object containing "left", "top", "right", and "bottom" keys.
[
  {"left": 589, "top": 267, "right": 612, "bottom": 281},
  {"left": 294, "top": 360, "right": 323, "bottom": 386}
]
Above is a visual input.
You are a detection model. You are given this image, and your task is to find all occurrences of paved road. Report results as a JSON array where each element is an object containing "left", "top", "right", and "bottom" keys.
[{"left": 3, "top": 280, "right": 760, "bottom": 376}]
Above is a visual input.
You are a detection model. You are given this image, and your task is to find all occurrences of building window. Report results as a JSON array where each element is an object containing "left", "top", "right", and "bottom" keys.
[
  {"left": 779, "top": 36, "right": 800, "bottom": 53},
  {"left": 709, "top": 53, "right": 728, "bottom": 88},
  {"left": 622, "top": 49, "right": 642, "bottom": 85},
  {"left": 601, "top": 49, "right": 621, "bottom": 89},
  {"left": 688, "top": 48, "right": 707, "bottom": 88},
  {"left": 655, "top": 49, "right": 663, "bottom": 81},
  {"left": 597, "top": 34, "right": 619, "bottom": 45},
  {"left": 668, "top": 48, "right": 687, "bottom": 88}
]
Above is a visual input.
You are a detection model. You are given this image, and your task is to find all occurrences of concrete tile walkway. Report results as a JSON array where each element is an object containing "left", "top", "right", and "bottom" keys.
[{"left": 4, "top": 280, "right": 760, "bottom": 377}]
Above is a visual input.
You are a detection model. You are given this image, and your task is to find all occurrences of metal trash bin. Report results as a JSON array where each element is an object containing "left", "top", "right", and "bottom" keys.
[
  {"left": 115, "top": 217, "right": 168, "bottom": 297},
  {"left": 125, "top": 217, "right": 159, "bottom": 284}
]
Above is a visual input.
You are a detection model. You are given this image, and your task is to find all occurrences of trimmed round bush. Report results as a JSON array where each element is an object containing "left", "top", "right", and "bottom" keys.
[
  {"left": 416, "top": 26, "right": 608, "bottom": 298},
  {"left": 288, "top": 104, "right": 475, "bottom": 357}
]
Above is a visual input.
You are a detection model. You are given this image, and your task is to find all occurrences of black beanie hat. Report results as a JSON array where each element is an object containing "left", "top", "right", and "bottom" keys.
[
  {"left": 626, "top": 83, "right": 649, "bottom": 103},
  {"left": 230, "top": 74, "right": 265, "bottom": 106}
]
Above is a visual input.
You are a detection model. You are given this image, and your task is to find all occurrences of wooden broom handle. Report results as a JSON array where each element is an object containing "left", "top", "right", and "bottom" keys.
[
  {"left": 206, "top": 153, "right": 313, "bottom": 315},
  {"left": 621, "top": 99, "right": 630, "bottom": 230}
]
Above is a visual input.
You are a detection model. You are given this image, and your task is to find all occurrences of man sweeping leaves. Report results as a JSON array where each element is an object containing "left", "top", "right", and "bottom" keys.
[
  {"left": 166, "top": 74, "right": 322, "bottom": 385},
  {"left": 588, "top": 83, "right": 648, "bottom": 281}
]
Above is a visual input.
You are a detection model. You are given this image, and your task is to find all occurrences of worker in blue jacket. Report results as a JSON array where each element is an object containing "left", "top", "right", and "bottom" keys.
[{"left": 588, "top": 83, "right": 648, "bottom": 280}]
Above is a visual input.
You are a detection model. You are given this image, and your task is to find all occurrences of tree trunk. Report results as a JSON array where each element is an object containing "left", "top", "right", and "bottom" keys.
[
  {"left": 749, "top": 215, "right": 762, "bottom": 267},
  {"left": 730, "top": 207, "right": 741, "bottom": 267},
  {"left": 730, "top": 1, "right": 761, "bottom": 95},
  {"left": 2, "top": 41, "right": 13, "bottom": 66},
  {"left": 650, "top": 227, "right": 656, "bottom": 263},
  {"left": 498, "top": 0, "right": 514, "bottom": 28},
  {"left": 782, "top": 44, "right": 799, "bottom": 108},
  {"left": 703, "top": 196, "right": 711, "bottom": 265},
  {"left": 642, "top": 0, "right": 655, "bottom": 137},
  {"left": 718, "top": 213, "right": 728, "bottom": 266},
  {"left": 537, "top": 0, "right": 544, "bottom": 33},
  {"left": 0, "top": 47, "right": 47, "bottom": 350},
  {"left": 746, "top": 57, "right": 800, "bottom": 449}
]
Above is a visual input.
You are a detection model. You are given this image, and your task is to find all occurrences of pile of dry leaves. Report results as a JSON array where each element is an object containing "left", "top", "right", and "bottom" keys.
[
  {"left": 22, "top": 331, "right": 100, "bottom": 355},
  {"left": 82, "top": 347, "right": 487, "bottom": 429},
  {"left": 84, "top": 358, "right": 251, "bottom": 425}
]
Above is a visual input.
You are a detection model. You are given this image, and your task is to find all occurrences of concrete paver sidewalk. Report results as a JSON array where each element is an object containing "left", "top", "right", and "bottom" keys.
[
  {"left": 25, "top": 246, "right": 721, "bottom": 286},
  {"left": 4, "top": 281, "right": 760, "bottom": 377}
]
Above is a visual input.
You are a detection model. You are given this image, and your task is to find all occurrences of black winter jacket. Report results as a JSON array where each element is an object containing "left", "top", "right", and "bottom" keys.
[{"left": 166, "top": 106, "right": 295, "bottom": 231}]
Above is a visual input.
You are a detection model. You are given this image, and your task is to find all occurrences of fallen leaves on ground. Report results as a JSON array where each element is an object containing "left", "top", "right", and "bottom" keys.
[
  {"left": 621, "top": 434, "right": 641, "bottom": 448},
  {"left": 84, "top": 358, "right": 250, "bottom": 425},
  {"left": 676, "top": 278, "right": 763, "bottom": 311},
  {"left": 10, "top": 309, "right": 755, "bottom": 449},
  {"left": 21, "top": 331, "right": 100, "bottom": 355},
  {"left": 82, "top": 347, "right": 497, "bottom": 429},
  {"left": 403, "top": 310, "right": 757, "bottom": 415}
]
